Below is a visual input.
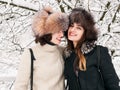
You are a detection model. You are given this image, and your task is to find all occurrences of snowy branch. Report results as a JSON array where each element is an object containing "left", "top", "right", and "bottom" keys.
[
  {"left": 99, "top": 1, "right": 111, "bottom": 21},
  {"left": 0, "top": 0, "right": 38, "bottom": 12},
  {"left": 112, "top": 4, "right": 120, "bottom": 23}
]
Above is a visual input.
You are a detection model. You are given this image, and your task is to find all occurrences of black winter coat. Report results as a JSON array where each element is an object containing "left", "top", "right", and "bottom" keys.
[{"left": 64, "top": 45, "right": 120, "bottom": 90}]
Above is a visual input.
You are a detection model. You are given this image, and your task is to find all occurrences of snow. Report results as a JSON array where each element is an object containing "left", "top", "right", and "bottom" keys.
[{"left": 0, "top": 0, "right": 39, "bottom": 11}]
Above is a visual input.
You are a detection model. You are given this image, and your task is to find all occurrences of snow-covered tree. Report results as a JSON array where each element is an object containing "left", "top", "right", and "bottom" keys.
[{"left": 0, "top": 0, "right": 120, "bottom": 89}]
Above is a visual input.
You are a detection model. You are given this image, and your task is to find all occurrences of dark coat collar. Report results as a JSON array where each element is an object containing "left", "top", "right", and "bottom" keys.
[
  {"left": 81, "top": 41, "right": 96, "bottom": 54},
  {"left": 64, "top": 41, "right": 96, "bottom": 58}
]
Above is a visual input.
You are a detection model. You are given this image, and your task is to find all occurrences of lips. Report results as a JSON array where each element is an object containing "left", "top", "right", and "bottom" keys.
[
  {"left": 56, "top": 38, "right": 61, "bottom": 42},
  {"left": 69, "top": 32, "right": 77, "bottom": 36}
]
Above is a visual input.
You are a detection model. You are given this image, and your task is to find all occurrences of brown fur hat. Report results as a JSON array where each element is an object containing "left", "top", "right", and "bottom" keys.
[{"left": 32, "top": 6, "right": 69, "bottom": 37}]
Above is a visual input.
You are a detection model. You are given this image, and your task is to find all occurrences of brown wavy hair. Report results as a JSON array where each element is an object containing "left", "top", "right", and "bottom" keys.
[
  {"left": 66, "top": 7, "right": 98, "bottom": 71},
  {"left": 35, "top": 34, "right": 52, "bottom": 46}
]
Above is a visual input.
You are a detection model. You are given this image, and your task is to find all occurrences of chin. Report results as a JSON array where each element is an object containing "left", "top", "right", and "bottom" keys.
[
  {"left": 68, "top": 37, "right": 74, "bottom": 41},
  {"left": 54, "top": 41, "right": 60, "bottom": 45}
]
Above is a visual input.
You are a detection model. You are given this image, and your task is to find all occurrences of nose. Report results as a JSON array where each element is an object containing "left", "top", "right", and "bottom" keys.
[
  {"left": 68, "top": 27, "right": 75, "bottom": 32},
  {"left": 59, "top": 31, "right": 64, "bottom": 37}
]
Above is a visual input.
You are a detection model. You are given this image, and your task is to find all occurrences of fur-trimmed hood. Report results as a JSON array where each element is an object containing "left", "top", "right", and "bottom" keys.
[
  {"left": 32, "top": 6, "right": 69, "bottom": 37},
  {"left": 64, "top": 41, "right": 96, "bottom": 58}
]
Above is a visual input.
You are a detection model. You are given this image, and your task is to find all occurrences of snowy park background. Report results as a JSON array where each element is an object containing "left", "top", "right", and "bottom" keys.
[{"left": 0, "top": 0, "right": 120, "bottom": 90}]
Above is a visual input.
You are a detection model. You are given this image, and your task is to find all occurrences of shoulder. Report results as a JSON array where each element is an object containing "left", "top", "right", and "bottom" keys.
[
  {"left": 30, "top": 43, "right": 42, "bottom": 53},
  {"left": 19, "top": 48, "right": 31, "bottom": 65},
  {"left": 21, "top": 43, "right": 40, "bottom": 58},
  {"left": 31, "top": 43, "right": 41, "bottom": 50},
  {"left": 63, "top": 48, "right": 73, "bottom": 60},
  {"left": 57, "top": 45, "right": 66, "bottom": 54},
  {"left": 21, "top": 48, "right": 30, "bottom": 57},
  {"left": 96, "top": 45, "right": 109, "bottom": 53},
  {"left": 96, "top": 45, "right": 112, "bottom": 61}
]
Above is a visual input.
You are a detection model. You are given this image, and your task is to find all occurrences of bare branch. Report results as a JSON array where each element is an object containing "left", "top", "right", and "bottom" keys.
[
  {"left": 99, "top": 1, "right": 111, "bottom": 21},
  {"left": 112, "top": 4, "right": 120, "bottom": 23},
  {"left": 0, "top": 0, "right": 37, "bottom": 12}
]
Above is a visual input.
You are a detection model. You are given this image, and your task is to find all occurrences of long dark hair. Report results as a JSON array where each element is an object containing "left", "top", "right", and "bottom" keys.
[{"left": 66, "top": 7, "right": 98, "bottom": 71}]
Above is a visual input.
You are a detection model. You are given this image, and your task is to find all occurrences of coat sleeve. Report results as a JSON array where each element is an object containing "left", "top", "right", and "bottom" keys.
[
  {"left": 14, "top": 49, "right": 31, "bottom": 90},
  {"left": 100, "top": 46, "right": 120, "bottom": 90}
]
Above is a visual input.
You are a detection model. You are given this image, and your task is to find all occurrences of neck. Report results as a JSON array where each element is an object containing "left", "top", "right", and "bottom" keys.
[
  {"left": 73, "top": 41, "right": 77, "bottom": 48},
  {"left": 37, "top": 43, "right": 57, "bottom": 52},
  {"left": 44, "top": 39, "right": 56, "bottom": 46},
  {"left": 47, "top": 41, "right": 56, "bottom": 46}
]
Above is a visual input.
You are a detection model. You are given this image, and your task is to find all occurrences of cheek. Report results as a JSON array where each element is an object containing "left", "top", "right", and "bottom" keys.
[
  {"left": 77, "top": 35, "right": 82, "bottom": 40},
  {"left": 67, "top": 30, "right": 71, "bottom": 37},
  {"left": 78, "top": 32, "right": 83, "bottom": 38},
  {"left": 52, "top": 34, "right": 57, "bottom": 39},
  {"left": 78, "top": 33, "right": 85, "bottom": 41}
]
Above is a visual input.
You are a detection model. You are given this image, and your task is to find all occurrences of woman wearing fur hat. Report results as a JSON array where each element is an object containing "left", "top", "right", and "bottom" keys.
[
  {"left": 64, "top": 7, "right": 120, "bottom": 90},
  {"left": 14, "top": 7, "right": 69, "bottom": 90}
]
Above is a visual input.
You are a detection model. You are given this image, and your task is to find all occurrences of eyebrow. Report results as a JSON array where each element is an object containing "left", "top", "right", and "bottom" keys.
[{"left": 76, "top": 24, "right": 82, "bottom": 27}]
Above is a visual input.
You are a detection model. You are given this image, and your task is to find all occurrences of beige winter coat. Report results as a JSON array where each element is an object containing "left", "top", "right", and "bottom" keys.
[{"left": 14, "top": 43, "right": 65, "bottom": 90}]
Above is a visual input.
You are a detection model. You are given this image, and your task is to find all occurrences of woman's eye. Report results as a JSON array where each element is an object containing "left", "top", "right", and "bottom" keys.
[
  {"left": 77, "top": 27, "right": 81, "bottom": 30},
  {"left": 70, "top": 24, "right": 74, "bottom": 27}
]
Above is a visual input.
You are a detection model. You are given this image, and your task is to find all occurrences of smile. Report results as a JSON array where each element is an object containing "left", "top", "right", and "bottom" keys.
[
  {"left": 69, "top": 32, "right": 77, "bottom": 36},
  {"left": 56, "top": 38, "right": 61, "bottom": 41}
]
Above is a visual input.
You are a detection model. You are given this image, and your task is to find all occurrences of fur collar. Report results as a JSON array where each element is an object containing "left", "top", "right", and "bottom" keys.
[
  {"left": 64, "top": 41, "right": 96, "bottom": 58},
  {"left": 81, "top": 41, "right": 96, "bottom": 54}
]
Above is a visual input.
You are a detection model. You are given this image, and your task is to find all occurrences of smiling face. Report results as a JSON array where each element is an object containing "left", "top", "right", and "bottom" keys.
[
  {"left": 68, "top": 23, "right": 85, "bottom": 47},
  {"left": 51, "top": 31, "right": 64, "bottom": 45}
]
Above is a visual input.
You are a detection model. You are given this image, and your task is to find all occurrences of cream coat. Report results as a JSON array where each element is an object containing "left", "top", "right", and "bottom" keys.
[{"left": 14, "top": 43, "right": 65, "bottom": 90}]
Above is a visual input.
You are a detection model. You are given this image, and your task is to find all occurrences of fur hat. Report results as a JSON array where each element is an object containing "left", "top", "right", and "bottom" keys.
[{"left": 32, "top": 6, "right": 69, "bottom": 37}]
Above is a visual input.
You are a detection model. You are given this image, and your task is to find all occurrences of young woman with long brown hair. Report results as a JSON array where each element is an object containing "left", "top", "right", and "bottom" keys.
[{"left": 64, "top": 7, "right": 120, "bottom": 90}]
